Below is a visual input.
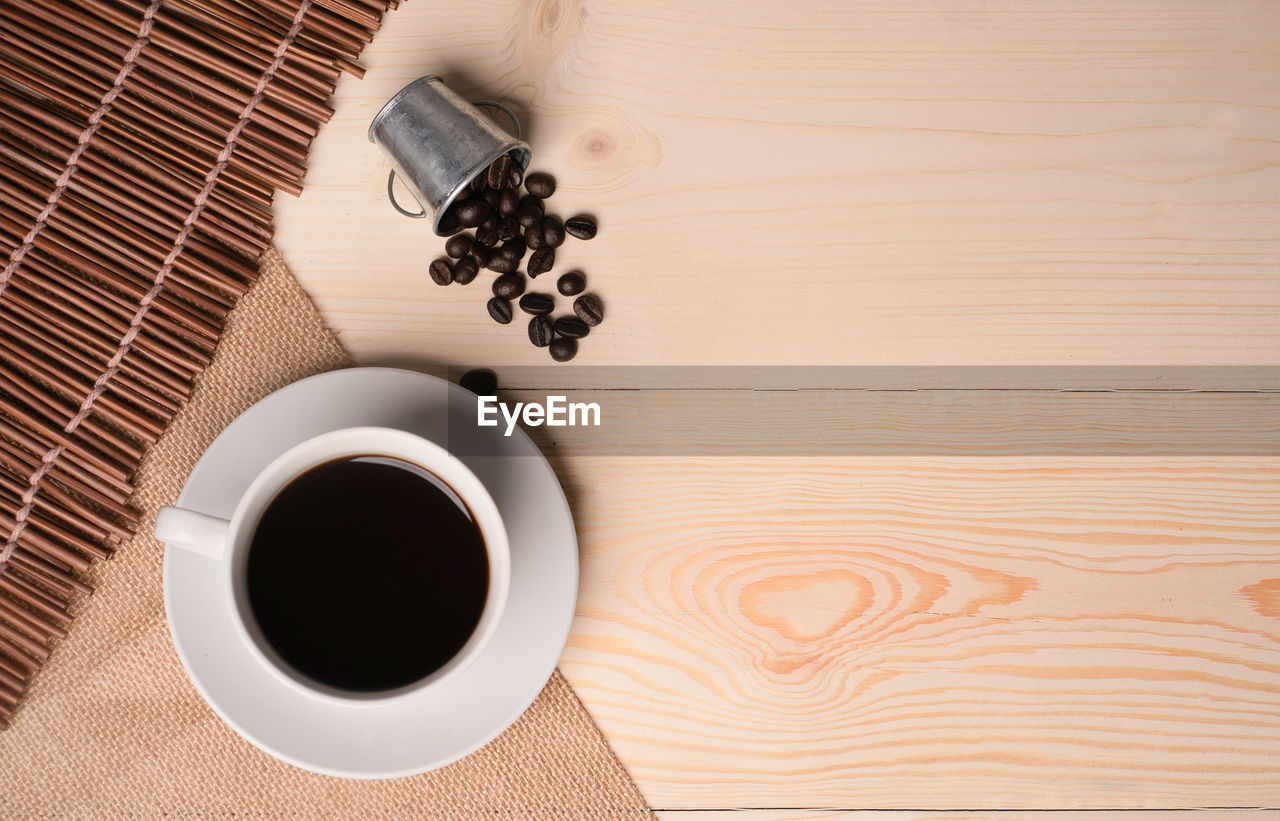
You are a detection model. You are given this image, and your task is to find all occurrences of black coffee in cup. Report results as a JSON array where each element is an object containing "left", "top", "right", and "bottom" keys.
[{"left": 246, "top": 456, "right": 489, "bottom": 692}]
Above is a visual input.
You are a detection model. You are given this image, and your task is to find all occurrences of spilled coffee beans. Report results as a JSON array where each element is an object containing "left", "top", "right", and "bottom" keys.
[
  {"left": 573, "top": 293, "right": 604, "bottom": 326},
  {"left": 429, "top": 258, "right": 453, "bottom": 286},
  {"left": 564, "top": 215, "right": 597, "bottom": 240},
  {"left": 541, "top": 215, "right": 565, "bottom": 248},
  {"left": 433, "top": 154, "right": 605, "bottom": 361},
  {"left": 528, "top": 315, "right": 555, "bottom": 347},
  {"left": 486, "top": 297, "right": 513, "bottom": 324},
  {"left": 549, "top": 337, "right": 577, "bottom": 362},
  {"left": 492, "top": 273, "right": 525, "bottom": 300},
  {"left": 557, "top": 271, "right": 586, "bottom": 296},
  {"left": 453, "top": 256, "right": 479, "bottom": 285},
  {"left": 445, "top": 233, "right": 472, "bottom": 258},
  {"left": 524, "top": 172, "right": 556, "bottom": 198},
  {"left": 519, "top": 293, "right": 555, "bottom": 315},
  {"left": 527, "top": 247, "right": 554, "bottom": 278},
  {"left": 553, "top": 316, "right": 590, "bottom": 339}
]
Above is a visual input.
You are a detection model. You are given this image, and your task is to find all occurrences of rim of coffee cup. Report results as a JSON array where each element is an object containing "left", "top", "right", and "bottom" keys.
[{"left": 220, "top": 426, "right": 511, "bottom": 707}]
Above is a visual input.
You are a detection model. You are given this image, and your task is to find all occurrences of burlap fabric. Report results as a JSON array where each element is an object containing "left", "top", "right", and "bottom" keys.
[{"left": 1, "top": 249, "right": 653, "bottom": 819}]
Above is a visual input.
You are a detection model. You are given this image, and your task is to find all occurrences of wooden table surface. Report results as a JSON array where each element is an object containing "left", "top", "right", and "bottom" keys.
[{"left": 274, "top": 1, "right": 1280, "bottom": 815}]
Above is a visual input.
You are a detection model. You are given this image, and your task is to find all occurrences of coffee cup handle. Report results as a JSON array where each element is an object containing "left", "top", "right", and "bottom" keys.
[{"left": 155, "top": 507, "right": 231, "bottom": 561}]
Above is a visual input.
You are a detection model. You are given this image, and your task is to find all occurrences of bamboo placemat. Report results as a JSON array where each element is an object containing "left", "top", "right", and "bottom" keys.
[
  {"left": 0, "top": 0, "right": 394, "bottom": 723},
  {"left": 1, "top": 249, "right": 653, "bottom": 817}
]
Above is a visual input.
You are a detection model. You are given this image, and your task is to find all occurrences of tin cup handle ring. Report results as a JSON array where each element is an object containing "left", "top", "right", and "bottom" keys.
[{"left": 385, "top": 100, "right": 523, "bottom": 220}]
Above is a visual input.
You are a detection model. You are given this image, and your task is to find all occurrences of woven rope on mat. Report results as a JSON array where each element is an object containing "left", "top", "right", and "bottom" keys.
[
  {"left": 0, "top": 249, "right": 653, "bottom": 818},
  {"left": 0, "top": 0, "right": 392, "bottom": 723}
]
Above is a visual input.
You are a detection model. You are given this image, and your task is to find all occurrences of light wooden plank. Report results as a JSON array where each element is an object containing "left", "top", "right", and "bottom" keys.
[
  {"left": 557, "top": 453, "right": 1280, "bottom": 808},
  {"left": 488, "top": 389, "right": 1280, "bottom": 457},
  {"left": 275, "top": 0, "right": 1280, "bottom": 368}
]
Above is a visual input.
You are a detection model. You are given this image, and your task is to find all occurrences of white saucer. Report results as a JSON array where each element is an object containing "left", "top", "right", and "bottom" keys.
[{"left": 163, "top": 368, "right": 578, "bottom": 778}]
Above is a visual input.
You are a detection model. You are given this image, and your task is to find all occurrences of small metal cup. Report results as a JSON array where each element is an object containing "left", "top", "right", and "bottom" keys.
[{"left": 369, "top": 76, "right": 531, "bottom": 236}]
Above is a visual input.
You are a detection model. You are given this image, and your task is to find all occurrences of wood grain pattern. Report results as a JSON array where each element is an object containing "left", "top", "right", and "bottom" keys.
[
  {"left": 499, "top": 388, "right": 1280, "bottom": 456},
  {"left": 275, "top": 0, "right": 1280, "bottom": 367},
  {"left": 554, "top": 448, "right": 1280, "bottom": 808},
  {"left": 268, "top": 0, "right": 1280, "bottom": 811}
]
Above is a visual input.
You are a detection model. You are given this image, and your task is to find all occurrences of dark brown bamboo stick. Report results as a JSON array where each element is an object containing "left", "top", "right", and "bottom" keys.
[
  {"left": 0, "top": 595, "right": 68, "bottom": 640},
  {"left": 0, "top": 290, "right": 198, "bottom": 403},
  {"left": 1, "top": 162, "right": 251, "bottom": 301},
  {"left": 0, "top": 444, "right": 138, "bottom": 530},
  {"left": 0, "top": 418, "right": 133, "bottom": 507},
  {"left": 0, "top": 455, "right": 130, "bottom": 542},
  {"left": 18, "top": 250, "right": 222, "bottom": 353},
  {"left": 165, "top": 0, "right": 343, "bottom": 78},
  {"left": 77, "top": 130, "right": 277, "bottom": 231},
  {"left": 32, "top": 218, "right": 239, "bottom": 315},
  {"left": 0, "top": 8, "right": 123, "bottom": 85},
  {"left": 0, "top": 573, "right": 73, "bottom": 620},
  {"left": 6, "top": 555, "right": 76, "bottom": 603},
  {"left": 160, "top": 7, "right": 342, "bottom": 95},
  {"left": 0, "top": 570, "right": 71, "bottom": 616},
  {"left": 10, "top": 550, "right": 95, "bottom": 598},
  {"left": 0, "top": 661, "right": 28, "bottom": 693},
  {"left": 0, "top": 650, "right": 32, "bottom": 683},
  {"left": 0, "top": 633, "right": 45, "bottom": 671},
  {"left": 0, "top": 393, "right": 132, "bottom": 487},
  {"left": 0, "top": 266, "right": 215, "bottom": 375},
  {"left": 313, "top": 0, "right": 381, "bottom": 31},
  {"left": 0, "top": 684, "right": 22, "bottom": 710},
  {"left": 0, "top": 616, "right": 53, "bottom": 662},
  {"left": 0, "top": 335, "right": 164, "bottom": 442},
  {"left": 23, "top": 512, "right": 113, "bottom": 563},
  {"left": 0, "top": 362, "right": 143, "bottom": 467},
  {"left": 51, "top": 0, "right": 338, "bottom": 118},
  {"left": 0, "top": 319, "right": 182, "bottom": 419},
  {"left": 0, "top": 516, "right": 93, "bottom": 575},
  {"left": 18, "top": 237, "right": 231, "bottom": 339}
]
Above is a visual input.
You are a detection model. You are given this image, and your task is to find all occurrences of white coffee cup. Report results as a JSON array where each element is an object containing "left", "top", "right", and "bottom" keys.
[{"left": 154, "top": 426, "right": 510, "bottom": 705}]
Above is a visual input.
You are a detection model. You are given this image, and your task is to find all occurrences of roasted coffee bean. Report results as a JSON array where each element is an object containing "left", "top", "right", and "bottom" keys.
[
  {"left": 475, "top": 221, "right": 499, "bottom": 247},
  {"left": 497, "top": 215, "right": 520, "bottom": 242},
  {"left": 556, "top": 270, "right": 586, "bottom": 296},
  {"left": 549, "top": 337, "right": 577, "bottom": 362},
  {"left": 507, "top": 163, "right": 524, "bottom": 189},
  {"left": 542, "top": 215, "right": 565, "bottom": 248},
  {"left": 498, "top": 188, "right": 520, "bottom": 216},
  {"left": 444, "top": 233, "right": 472, "bottom": 258},
  {"left": 516, "top": 195, "right": 544, "bottom": 228},
  {"left": 528, "top": 315, "right": 555, "bottom": 347},
  {"left": 486, "top": 254, "right": 517, "bottom": 274},
  {"left": 452, "top": 256, "right": 479, "bottom": 285},
  {"left": 573, "top": 293, "right": 604, "bottom": 325},
  {"left": 470, "top": 244, "right": 491, "bottom": 268},
  {"left": 519, "top": 293, "right": 555, "bottom": 315},
  {"left": 470, "top": 173, "right": 487, "bottom": 193},
  {"left": 486, "top": 154, "right": 511, "bottom": 189},
  {"left": 524, "top": 171, "right": 556, "bottom": 198},
  {"left": 455, "top": 199, "right": 490, "bottom": 228},
  {"left": 460, "top": 368, "right": 498, "bottom": 396},
  {"left": 486, "top": 297, "right": 513, "bottom": 324},
  {"left": 483, "top": 188, "right": 501, "bottom": 210},
  {"left": 492, "top": 273, "right": 525, "bottom": 299},
  {"left": 553, "top": 316, "right": 590, "bottom": 338},
  {"left": 564, "top": 215, "right": 597, "bottom": 240},
  {"left": 500, "top": 237, "right": 526, "bottom": 263},
  {"left": 528, "top": 247, "right": 555, "bottom": 277},
  {"left": 428, "top": 258, "right": 453, "bottom": 286},
  {"left": 524, "top": 223, "right": 546, "bottom": 250}
]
